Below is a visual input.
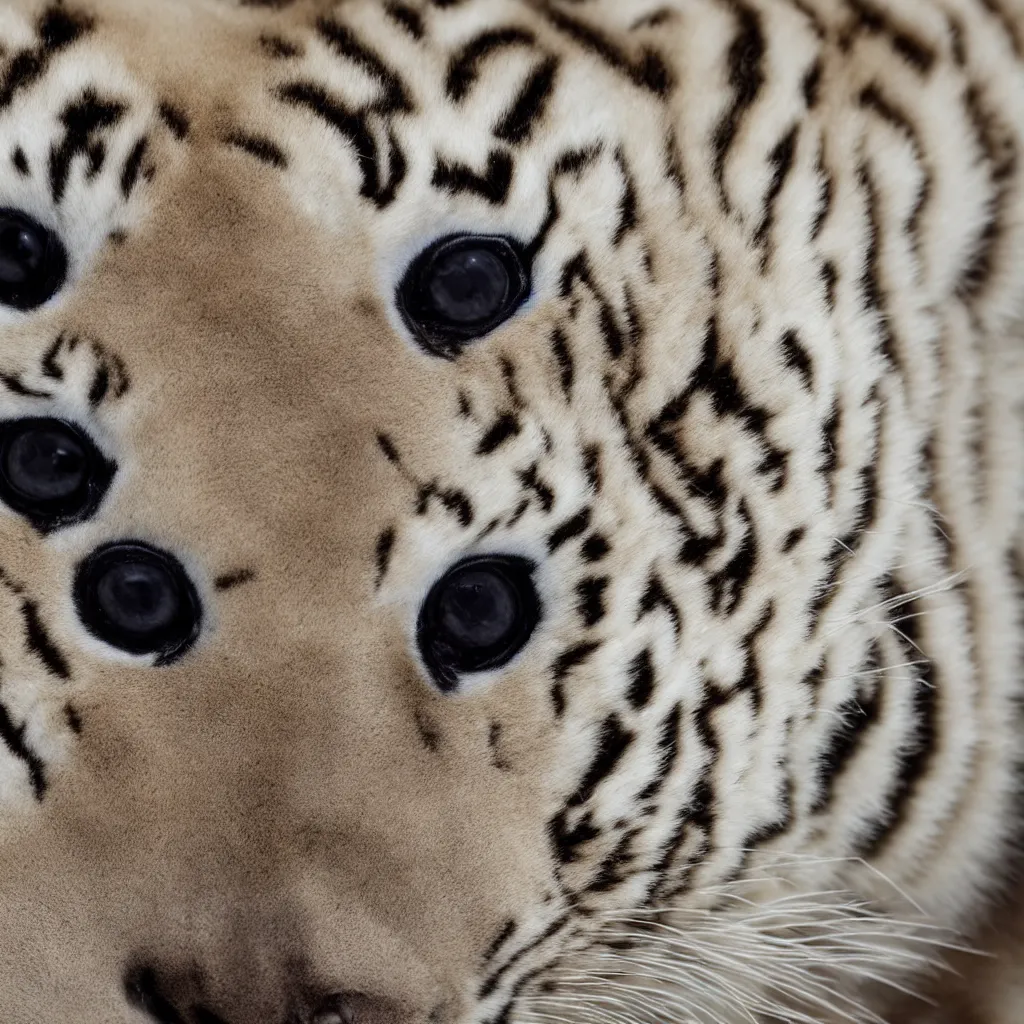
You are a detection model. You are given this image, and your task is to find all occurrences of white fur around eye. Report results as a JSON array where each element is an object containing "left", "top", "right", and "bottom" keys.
[{"left": 0, "top": 25, "right": 173, "bottom": 326}]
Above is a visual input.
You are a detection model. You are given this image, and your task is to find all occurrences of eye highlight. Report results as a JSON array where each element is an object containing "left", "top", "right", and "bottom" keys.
[
  {"left": 0, "top": 418, "right": 115, "bottom": 532},
  {"left": 417, "top": 554, "right": 541, "bottom": 692},
  {"left": 0, "top": 209, "right": 68, "bottom": 311},
  {"left": 397, "top": 235, "right": 530, "bottom": 359},
  {"left": 74, "top": 541, "right": 202, "bottom": 664}
]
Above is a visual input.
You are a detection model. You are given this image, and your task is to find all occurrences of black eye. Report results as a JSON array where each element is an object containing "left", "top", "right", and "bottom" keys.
[
  {"left": 74, "top": 542, "right": 202, "bottom": 664},
  {"left": 397, "top": 235, "right": 530, "bottom": 358},
  {"left": 417, "top": 555, "right": 540, "bottom": 692},
  {"left": 0, "top": 418, "right": 115, "bottom": 531},
  {"left": 0, "top": 209, "right": 68, "bottom": 310}
]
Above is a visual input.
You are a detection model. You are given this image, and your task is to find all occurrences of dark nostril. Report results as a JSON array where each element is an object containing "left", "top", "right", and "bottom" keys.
[{"left": 124, "top": 966, "right": 186, "bottom": 1024}]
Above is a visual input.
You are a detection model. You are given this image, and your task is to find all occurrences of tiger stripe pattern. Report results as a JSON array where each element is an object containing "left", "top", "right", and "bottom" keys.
[{"left": 0, "top": 0, "right": 1022, "bottom": 1022}]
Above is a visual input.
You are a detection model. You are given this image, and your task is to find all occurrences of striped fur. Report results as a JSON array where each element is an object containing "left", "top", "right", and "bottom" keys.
[{"left": 0, "top": 0, "right": 1022, "bottom": 1021}]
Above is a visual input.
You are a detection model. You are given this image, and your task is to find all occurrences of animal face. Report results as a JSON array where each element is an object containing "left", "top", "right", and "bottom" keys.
[{"left": 0, "top": 1, "right": 1021, "bottom": 1023}]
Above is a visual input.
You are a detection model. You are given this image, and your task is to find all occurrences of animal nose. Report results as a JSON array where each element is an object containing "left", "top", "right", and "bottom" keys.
[{"left": 124, "top": 965, "right": 387, "bottom": 1024}]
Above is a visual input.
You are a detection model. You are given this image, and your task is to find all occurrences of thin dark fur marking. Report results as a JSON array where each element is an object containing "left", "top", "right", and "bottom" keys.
[
  {"left": 223, "top": 131, "right": 287, "bottom": 168},
  {"left": 21, "top": 601, "right": 71, "bottom": 680},
  {"left": 432, "top": 150, "right": 514, "bottom": 204},
  {"left": 214, "top": 569, "right": 256, "bottom": 591},
  {"left": 495, "top": 57, "right": 559, "bottom": 145}
]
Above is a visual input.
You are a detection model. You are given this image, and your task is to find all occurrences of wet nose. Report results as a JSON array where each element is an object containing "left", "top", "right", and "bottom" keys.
[{"left": 125, "top": 965, "right": 406, "bottom": 1024}]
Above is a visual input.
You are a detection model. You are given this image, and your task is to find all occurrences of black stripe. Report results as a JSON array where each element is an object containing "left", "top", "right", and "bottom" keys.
[
  {"left": 0, "top": 692, "right": 46, "bottom": 799},
  {"left": 374, "top": 527, "right": 396, "bottom": 586},
  {"left": 477, "top": 413, "right": 521, "bottom": 455},
  {"left": 753, "top": 125, "right": 798, "bottom": 263},
  {"left": 856, "top": 162, "right": 899, "bottom": 369},
  {"left": 259, "top": 33, "right": 302, "bottom": 58},
  {"left": 664, "top": 130, "right": 686, "bottom": 198},
  {"left": 384, "top": 1, "right": 425, "bottom": 39},
  {"left": 780, "top": 328, "right": 813, "bottom": 389},
  {"left": 552, "top": 640, "right": 601, "bottom": 682},
  {"left": 527, "top": 144, "right": 603, "bottom": 257},
  {"left": 432, "top": 150, "right": 513, "bottom": 204},
  {"left": 550, "top": 682, "right": 566, "bottom": 717},
  {"left": 0, "top": 374, "right": 50, "bottom": 398},
  {"left": 820, "top": 258, "right": 838, "bottom": 308},
  {"left": 637, "top": 574, "right": 682, "bottom": 639},
  {"left": 21, "top": 600, "right": 70, "bottom": 680},
  {"left": 812, "top": 646, "right": 883, "bottom": 812},
  {"left": 157, "top": 102, "right": 190, "bottom": 140},
  {"left": 417, "top": 483, "right": 474, "bottom": 527},
  {"left": 548, "top": 508, "right": 592, "bottom": 552},
  {"left": 582, "top": 445, "right": 602, "bottom": 492},
  {"left": 214, "top": 568, "right": 255, "bottom": 591},
  {"left": 0, "top": 6, "right": 93, "bottom": 111},
  {"left": 712, "top": 2, "right": 765, "bottom": 209},
  {"left": 315, "top": 16, "right": 412, "bottom": 112},
  {"left": 977, "top": 0, "right": 1024, "bottom": 58},
  {"left": 576, "top": 576, "right": 609, "bottom": 628},
  {"left": 582, "top": 534, "right": 610, "bottom": 563},
  {"left": 279, "top": 83, "right": 407, "bottom": 207},
  {"left": 41, "top": 336, "right": 65, "bottom": 379},
  {"left": 223, "top": 131, "right": 285, "bottom": 168},
  {"left": 550, "top": 326, "right": 574, "bottom": 398},
  {"left": 568, "top": 714, "right": 634, "bottom": 807},
  {"left": 482, "top": 919, "right": 518, "bottom": 965},
  {"left": 858, "top": 83, "right": 930, "bottom": 247},
  {"left": 588, "top": 827, "right": 643, "bottom": 892},
  {"left": 85, "top": 139, "right": 106, "bottom": 178},
  {"left": 120, "top": 135, "right": 149, "bottom": 197},
  {"left": 638, "top": 703, "right": 682, "bottom": 802},
  {"left": 802, "top": 58, "right": 823, "bottom": 106},
  {"left": 478, "top": 915, "right": 569, "bottom": 999},
  {"left": 734, "top": 601, "right": 774, "bottom": 713},
  {"left": 446, "top": 29, "right": 536, "bottom": 101},
  {"left": 631, "top": 8, "right": 676, "bottom": 30},
  {"left": 495, "top": 57, "right": 559, "bottom": 145},
  {"left": 49, "top": 91, "right": 126, "bottom": 204},
  {"left": 64, "top": 704, "right": 83, "bottom": 734},
  {"left": 11, "top": 147, "right": 29, "bottom": 175},
  {"left": 857, "top": 591, "right": 939, "bottom": 853},
  {"left": 558, "top": 253, "right": 628, "bottom": 358},
  {"left": 781, "top": 526, "right": 806, "bottom": 553},
  {"left": 88, "top": 363, "right": 110, "bottom": 407},
  {"left": 708, "top": 500, "right": 758, "bottom": 615},
  {"left": 612, "top": 148, "right": 639, "bottom": 245},
  {"left": 848, "top": 0, "right": 937, "bottom": 72},
  {"left": 518, "top": 464, "right": 555, "bottom": 513},
  {"left": 537, "top": 6, "right": 672, "bottom": 94},
  {"left": 811, "top": 145, "right": 833, "bottom": 239},
  {"left": 626, "top": 648, "right": 655, "bottom": 709},
  {"left": 957, "top": 83, "right": 1016, "bottom": 298}
]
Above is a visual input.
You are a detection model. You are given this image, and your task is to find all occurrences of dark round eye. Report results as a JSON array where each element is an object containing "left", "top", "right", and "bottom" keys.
[
  {"left": 0, "top": 209, "right": 68, "bottom": 310},
  {"left": 0, "top": 418, "right": 115, "bottom": 531},
  {"left": 74, "top": 542, "right": 202, "bottom": 663},
  {"left": 397, "top": 235, "right": 530, "bottom": 358},
  {"left": 417, "top": 555, "right": 540, "bottom": 692}
]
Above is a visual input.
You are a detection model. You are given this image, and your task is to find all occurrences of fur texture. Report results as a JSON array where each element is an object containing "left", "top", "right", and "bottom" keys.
[{"left": 0, "top": 0, "right": 1022, "bottom": 1021}]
